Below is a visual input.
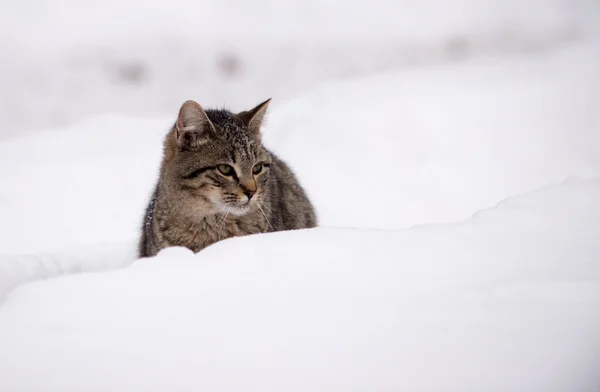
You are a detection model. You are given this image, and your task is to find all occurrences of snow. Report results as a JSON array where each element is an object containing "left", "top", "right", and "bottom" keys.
[
  {"left": 0, "top": 178, "right": 599, "bottom": 391},
  {"left": 1, "top": 0, "right": 589, "bottom": 51},
  {"left": 1, "top": 0, "right": 600, "bottom": 390},
  {"left": 265, "top": 44, "right": 600, "bottom": 228},
  {"left": 1, "top": 43, "right": 597, "bottom": 255},
  {"left": 1, "top": 0, "right": 599, "bottom": 137},
  {"left": 1, "top": 42, "right": 600, "bottom": 387}
]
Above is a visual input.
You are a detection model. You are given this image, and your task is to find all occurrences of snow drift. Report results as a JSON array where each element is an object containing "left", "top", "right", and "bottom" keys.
[
  {"left": 0, "top": 178, "right": 599, "bottom": 391},
  {"left": 1, "top": 42, "right": 599, "bottom": 299},
  {"left": 0, "top": 9, "right": 599, "bottom": 389}
]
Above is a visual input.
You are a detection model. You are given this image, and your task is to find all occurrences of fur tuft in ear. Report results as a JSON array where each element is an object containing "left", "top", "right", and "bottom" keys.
[
  {"left": 238, "top": 98, "right": 271, "bottom": 135},
  {"left": 176, "top": 100, "right": 215, "bottom": 149}
]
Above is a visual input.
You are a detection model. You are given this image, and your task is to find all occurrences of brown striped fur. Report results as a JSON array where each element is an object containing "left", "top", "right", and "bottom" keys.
[{"left": 139, "top": 99, "right": 316, "bottom": 257}]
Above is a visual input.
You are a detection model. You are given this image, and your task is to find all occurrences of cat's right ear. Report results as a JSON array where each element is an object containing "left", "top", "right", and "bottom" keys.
[{"left": 175, "top": 100, "right": 216, "bottom": 148}]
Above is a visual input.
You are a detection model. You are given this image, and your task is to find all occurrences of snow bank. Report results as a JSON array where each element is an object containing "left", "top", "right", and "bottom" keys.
[
  {"left": 1, "top": 43, "right": 599, "bottom": 297},
  {"left": 260, "top": 44, "right": 600, "bottom": 227},
  {"left": 0, "top": 115, "right": 168, "bottom": 253},
  {"left": 0, "top": 243, "right": 136, "bottom": 301},
  {"left": 0, "top": 178, "right": 599, "bottom": 392},
  {"left": 1, "top": 2, "right": 598, "bottom": 388}
]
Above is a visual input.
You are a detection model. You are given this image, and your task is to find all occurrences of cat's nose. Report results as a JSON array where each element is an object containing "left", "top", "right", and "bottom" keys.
[
  {"left": 241, "top": 180, "right": 257, "bottom": 200},
  {"left": 244, "top": 189, "right": 256, "bottom": 199}
]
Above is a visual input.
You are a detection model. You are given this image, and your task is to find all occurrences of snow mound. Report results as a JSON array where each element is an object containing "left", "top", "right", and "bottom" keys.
[
  {"left": 0, "top": 178, "right": 599, "bottom": 392},
  {"left": 0, "top": 114, "right": 168, "bottom": 254},
  {"left": 0, "top": 242, "right": 135, "bottom": 301},
  {"left": 1, "top": 45, "right": 599, "bottom": 299},
  {"left": 264, "top": 45, "right": 600, "bottom": 228}
]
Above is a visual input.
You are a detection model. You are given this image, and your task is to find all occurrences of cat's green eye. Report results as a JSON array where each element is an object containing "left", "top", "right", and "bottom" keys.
[
  {"left": 217, "top": 164, "right": 234, "bottom": 176},
  {"left": 252, "top": 163, "right": 263, "bottom": 175}
]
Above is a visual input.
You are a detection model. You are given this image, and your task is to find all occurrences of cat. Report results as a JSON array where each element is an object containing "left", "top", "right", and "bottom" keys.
[{"left": 138, "top": 98, "right": 317, "bottom": 257}]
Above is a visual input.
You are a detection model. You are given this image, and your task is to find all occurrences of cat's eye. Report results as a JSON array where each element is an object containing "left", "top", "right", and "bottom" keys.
[
  {"left": 252, "top": 163, "right": 263, "bottom": 175},
  {"left": 217, "top": 164, "right": 234, "bottom": 176}
]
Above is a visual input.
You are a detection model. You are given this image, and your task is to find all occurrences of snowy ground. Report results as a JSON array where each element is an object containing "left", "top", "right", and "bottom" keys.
[
  {"left": 2, "top": 41, "right": 599, "bottom": 290},
  {"left": 1, "top": 42, "right": 599, "bottom": 389},
  {"left": 1, "top": 178, "right": 599, "bottom": 392},
  {"left": 1, "top": 0, "right": 600, "bottom": 390}
]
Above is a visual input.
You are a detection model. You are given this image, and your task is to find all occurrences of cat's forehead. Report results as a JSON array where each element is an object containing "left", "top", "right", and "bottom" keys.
[
  {"left": 224, "top": 132, "right": 268, "bottom": 167},
  {"left": 205, "top": 109, "right": 243, "bottom": 133},
  {"left": 206, "top": 111, "right": 264, "bottom": 158},
  {"left": 207, "top": 111, "right": 248, "bottom": 141}
]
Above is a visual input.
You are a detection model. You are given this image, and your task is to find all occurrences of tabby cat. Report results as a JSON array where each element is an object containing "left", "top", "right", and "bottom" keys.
[{"left": 139, "top": 99, "right": 317, "bottom": 257}]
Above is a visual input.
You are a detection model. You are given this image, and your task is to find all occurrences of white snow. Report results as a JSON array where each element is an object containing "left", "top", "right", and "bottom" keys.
[
  {"left": 265, "top": 44, "right": 600, "bottom": 228},
  {"left": 1, "top": 0, "right": 599, "bottom": 137},
  {"left": 1, "top": 42, "right": 598, "bottom": 254},
  {"left": 1, "top": 42, "right": 599, "bottom": 388},
  {"left": 1, "top": 0, "right": 587, "bottom": 51},
  {"left": 0, "top": 179, "right": 599, "bottom": 391},
  {"left": 1, "top": 0, "right": 600, "bottom": 390}
]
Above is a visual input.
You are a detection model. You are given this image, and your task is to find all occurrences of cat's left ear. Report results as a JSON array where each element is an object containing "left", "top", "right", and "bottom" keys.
[
  {"left": 238, "top": 98, "right": 271, "bottom": 135},
  {"left": 175, "top": 100, "right": 216, "bottom": 149}
]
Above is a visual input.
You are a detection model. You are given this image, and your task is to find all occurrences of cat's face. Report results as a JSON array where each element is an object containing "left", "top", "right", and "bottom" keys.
[
  {"left": 163, "top": 100, "right": 272, "bottom": 217},
  {"left": 175, "top": 132, "right": 272, "bottom": 216}
]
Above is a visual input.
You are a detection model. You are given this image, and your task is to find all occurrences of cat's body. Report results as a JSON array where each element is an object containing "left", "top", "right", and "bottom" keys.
[{"left": 139, "top": 99, "right": 316, "bottom": 257}]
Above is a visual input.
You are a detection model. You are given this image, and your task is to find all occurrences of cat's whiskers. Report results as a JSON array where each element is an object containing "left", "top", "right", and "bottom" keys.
[
  {"left": 259, "top": 201, "right": 283, "bottom": 226},
  {"left": 217, "top": 206, "right": 231, "bottom": 239},
  {"left": 257, "top": 202, "right": 274, "bottom": 231}
]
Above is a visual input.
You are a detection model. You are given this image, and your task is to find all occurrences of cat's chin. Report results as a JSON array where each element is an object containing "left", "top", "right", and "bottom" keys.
[
  {"left": 215, "top": 203, "right": 253, "bottom": 217},
  {"left": 227, "top": 205, "right": 251, "bottom": 216}
]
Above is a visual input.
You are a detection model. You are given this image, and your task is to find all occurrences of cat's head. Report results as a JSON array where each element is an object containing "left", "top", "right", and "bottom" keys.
[{"left": 161, "top": 99, "right": 272, "bottom": 217}]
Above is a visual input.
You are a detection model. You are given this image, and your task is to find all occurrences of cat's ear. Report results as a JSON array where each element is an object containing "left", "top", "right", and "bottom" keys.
[
  {"left": 238, "top": 98, "right": 271, "bottom": 135},
  {"left": 175, "top": 100, "right": 216, "bottom": 148}
]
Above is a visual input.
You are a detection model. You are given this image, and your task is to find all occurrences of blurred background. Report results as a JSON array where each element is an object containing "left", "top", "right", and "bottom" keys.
[{"left": 1, "top": 0, "right": 599, "bottom": 139}]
